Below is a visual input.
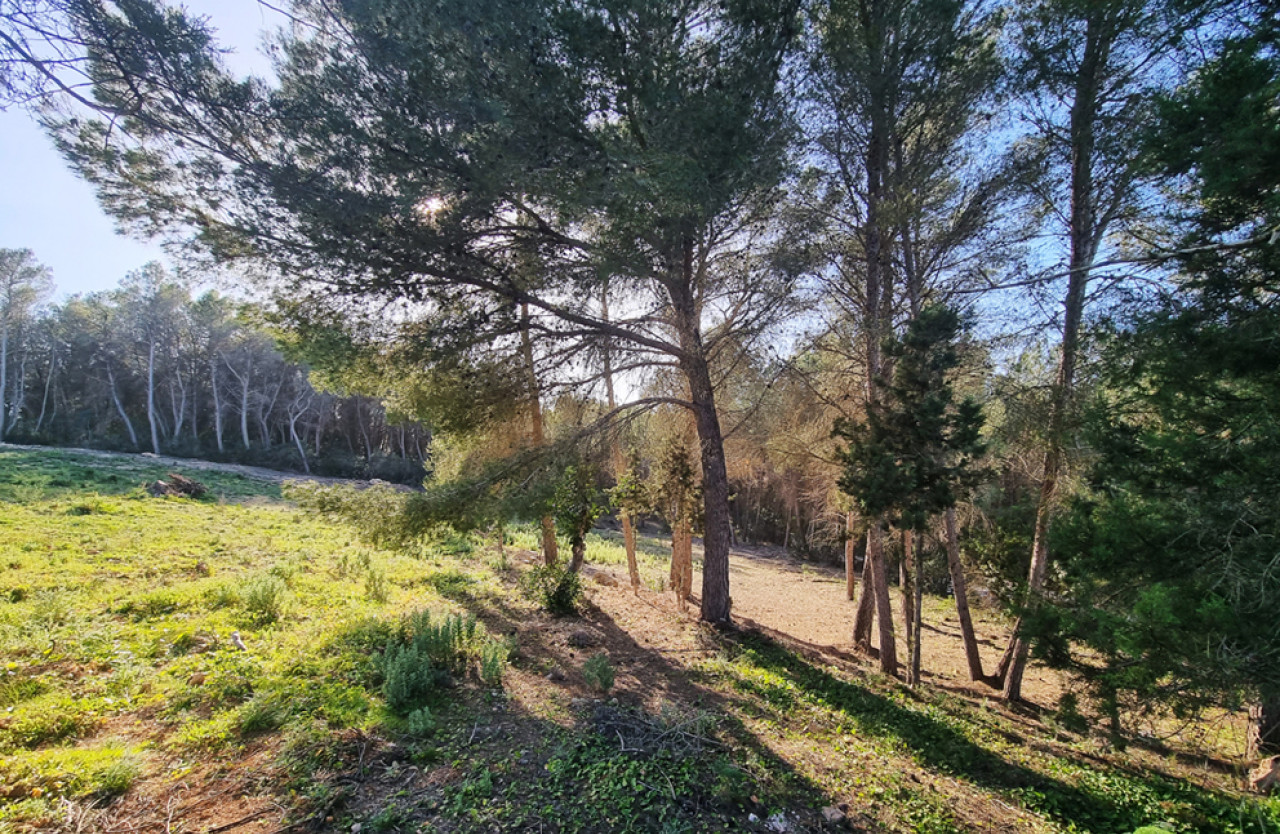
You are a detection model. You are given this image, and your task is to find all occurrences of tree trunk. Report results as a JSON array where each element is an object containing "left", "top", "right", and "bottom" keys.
[
  {"left": 944, "top": 507, "right": 985, "bottom": 682},
  {"left": 568, "top": 535, "right": 586, "bottom": 573},
  {"left": 520, "top": 303, "right": 558, "bottom": 565},
  {"left": 9, "top": 350, "right": 27, "bottom": 432},
  {"left": 1001, "top": 12, "right": 1108, "bottom": 702},
  {"left": 0, "top": 321, "right": 8, "bottom": 440},
  {"left": 1249, "top": 698, "right": 1280, "bottom": 759},
  {"left": 239, "top": 373, "right": 251, "bottom": 450},
  {"left": 146, "top": 339, "right": 161, "bottom": 454},
  {"left": 852, "top": 60, "right": 900, "bottom": 672},
  {"left": 289, "top": 412, "right": 310, "bottom": 474},
  {"left": 910, "top": 532, "right": 924, "bottom": 687},
  {"left": 211, "top": 360, "right": 225, "bottom": 453},
  {"left": 669, "top": 240, "right": 733, "bottom": 624},
  {"left": 669, "top": 521, "right": 694, "bottom": 607},
  {"left": 845, "top": 510, "right": 857, "bottom": 601},
  {"left": 853, "top": 528, "right": 877, "bottom": 649},
  {"left": 107, "top": 366, "right": 139, "bottom": 449},
  {"left": 35, "top": 348, "right": 55, "bottom": 433},
  {"left": 901, "top": 530, "right": 915, "bottom": 652}
]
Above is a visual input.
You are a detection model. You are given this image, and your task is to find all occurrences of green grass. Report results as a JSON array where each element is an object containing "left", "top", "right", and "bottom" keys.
[
  {"left": 0, "top": 447, "right": 508, "bottom": 827},
  {"left": 2, "top": 447, "right": 1276, "bottom": 834}
]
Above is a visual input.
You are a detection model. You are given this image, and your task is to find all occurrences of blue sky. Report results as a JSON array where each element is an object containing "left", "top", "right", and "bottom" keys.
[{"left": 0, "top": 1, "right": 281, "bottom": 299}]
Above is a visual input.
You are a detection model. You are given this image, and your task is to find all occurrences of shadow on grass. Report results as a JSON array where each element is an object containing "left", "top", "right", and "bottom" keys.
[
  {"left": 721, "top": 628, "right": 1278, "bottom": 834},
  {"left": 431, "top": 573, "right": 847, "bottom": 831}
]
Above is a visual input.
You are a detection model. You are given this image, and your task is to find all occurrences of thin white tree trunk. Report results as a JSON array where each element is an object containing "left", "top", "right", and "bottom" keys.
[
  {"left": 147, "top": 339, "right": 161, "bottom": 454},
  {"left": 0, "top": 322, "right": 9, "bottom": 440},
  {"left": 107, "top": 366, "right": 139, "bottom": 449},
  {"left": 35, "top": 348, "right": 55, "bottom": 433},
  {"left": 211, "top": 360, "right": 224, "bottom": 453}
]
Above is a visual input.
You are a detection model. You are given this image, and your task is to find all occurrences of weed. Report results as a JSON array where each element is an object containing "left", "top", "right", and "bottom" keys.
[
  {"left": 365, "top": 566, "right": 389, "bottom": 604},
  {"left": 480, "top": 641, "right": 507, "bottom": 686},
  {"left": 381, "top": 643, "right": 445, "bottom": 715},
  {"left": 241, "top": 574, "right": 287, "bottom": 624},
  {"left": 582, "top": 653, "right": 615, "bottom": 693}
]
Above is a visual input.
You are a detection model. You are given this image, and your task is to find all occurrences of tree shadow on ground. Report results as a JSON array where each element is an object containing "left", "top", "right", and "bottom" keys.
[
  {"left": 720, "top": 627, "right": 1267, "bottom": 834},
  {"left": 428, "top": 569, "right": 841, "bottom": 831}
]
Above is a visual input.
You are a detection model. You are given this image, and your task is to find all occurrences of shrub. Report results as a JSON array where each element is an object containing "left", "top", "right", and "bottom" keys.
[
  {"left": 480, "top": 641, "right": 507, "bottom": 686},
  {"left": 241, "top": 575, "right": 287, "bottom": 624},
  {"left": 582, "top": 653, "right": 615, "bottom": 693},
  {"left": 405, "top": 706, "right": 436, "bottom": 736},
  {"left": 382, "top": 643, "right": 445, "bottom": 715},
  {"left": 521, "top": 565, "right": 583, "bottom": 616}
]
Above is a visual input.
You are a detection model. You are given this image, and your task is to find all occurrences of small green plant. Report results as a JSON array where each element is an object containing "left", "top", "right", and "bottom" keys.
[
  {"left": 405, "top": 706, "right": 436, "bottom": 736},
  {"left": 480, "top": 641, "right": 507, "bottom": 685},
  {"left": 521, "top": 564, "right": 583, "bottom": 616},
  {"left": 582, "top": 653, "right": 615, "bottom": 693},
  {"left": 382, "top": 643, "right": 445, "bottom": 715},
  {"left": 241, "top": 574, "right": 287, "bottom": 624},
  {"left": 365, "top": 566, "right": 389, "bottom": 603}
]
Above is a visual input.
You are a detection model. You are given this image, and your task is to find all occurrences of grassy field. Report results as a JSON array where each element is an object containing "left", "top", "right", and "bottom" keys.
[{"left": 1, "top": 446, "right": 1277, "bottom": 833}]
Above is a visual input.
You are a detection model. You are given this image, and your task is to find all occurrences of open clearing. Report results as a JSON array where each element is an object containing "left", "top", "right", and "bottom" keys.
[{"left": 0, "top": 446, "right": 1276, "bottom": 833}]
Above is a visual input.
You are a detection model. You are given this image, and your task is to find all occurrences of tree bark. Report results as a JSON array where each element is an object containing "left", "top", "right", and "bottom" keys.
[
  {"left": 901, "top": 530, "right": 915, "bottom": 652},
  {"left": 868, "top": 522, "right": 898, "bottom": 676},
  {"left": 944, "top": 507, "right": 985, "bottom": 682},
  {"left": 1249, "top": 698, "right": 1280, "bottom": 759},
  {"left": 853, "top": 528, "right": 876, "bottom": 649},
  {"left": 520, "top": 303, "right": 558, "bottom": 565},
  {"left": 668, "top": 240, "right": 733, "bottom": 624},
  {"left": 669, "top": 520, "right": 694, "bottom": 607},
  {"left": 568, "top": 535, "right": 586, "bottom": 574},
  {"left": 1001, "top": 11, "right": 1108, "bottom": 702},
  {"left": 910, "top": 532, "right": 924, "bottom": 687}
]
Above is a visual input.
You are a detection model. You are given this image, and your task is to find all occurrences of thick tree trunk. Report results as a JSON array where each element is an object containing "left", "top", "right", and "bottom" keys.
[
  {"left": 520, "top": 303, "right": 558, "bottom": 565},
  {"left": 868, "top": 522, "right": 898, "bottom": 676},
  {"left": 669, "top": 241, "right": 733, "bottom": 624},
  {"left": 1249, "top": 698, "right": 1280, "bottom": 759},
  {"left": 568, "top": 535, "right": 586, "bottom": 573},
  {"left": 944, "top": 507, "right": 985, "bottom": 682},
  {"left": 1002, "top": 13, "right": 1107, "bottom": 702}
]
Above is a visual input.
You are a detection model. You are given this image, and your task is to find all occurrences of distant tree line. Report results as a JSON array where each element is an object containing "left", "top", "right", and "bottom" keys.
[{"left": 0, "top": 253, "right": 427, "bottom": 482}]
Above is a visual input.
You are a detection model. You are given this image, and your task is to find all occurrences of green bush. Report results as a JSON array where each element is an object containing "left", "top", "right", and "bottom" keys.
[
  {"left": 241, "top": 575, "right": 287, "bottom": 624},
  {"left": 582, "top": 653, "right": 615, "bottom": 693},
  {"left": 405, "top": 706, "right": 436, "bottom": 736},
  {"left": 382, "top": 643, "right": 445, "bottom": 715},
  {"left": 521, "top": 564, "right": 583, "bottom": 616}
]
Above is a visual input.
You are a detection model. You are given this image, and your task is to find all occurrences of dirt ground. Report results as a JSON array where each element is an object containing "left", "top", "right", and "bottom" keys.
[{"left": 568, "top": 539, "right": 1066, "bottom": 711}]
